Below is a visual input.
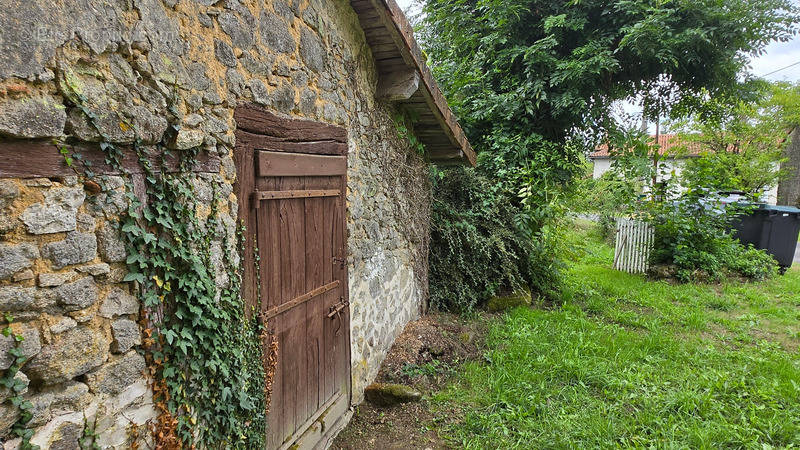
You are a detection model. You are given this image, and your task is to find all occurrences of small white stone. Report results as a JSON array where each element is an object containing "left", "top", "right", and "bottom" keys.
[
  {"left": 49, "top": 316, "right": 77, "bottom": 334},
  {"left": 38, "top": 271, "right": 76, "bottom": 287},
  {"left": 12, "top": 269, "right": 35, "bottom": 282},
  {"left": 76, "top": 263, "right": 111, "bottom": 276}
]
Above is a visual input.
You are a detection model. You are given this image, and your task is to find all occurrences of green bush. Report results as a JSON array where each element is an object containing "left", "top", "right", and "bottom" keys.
[
  {"left": 571, "top": 172, "right": 642, "bottom": 242},
  {"left": 428, "top": 167, "right": 561, "bottom": 311},
  {"left": 648, "top": 191, "right": 778, "bottom": 281}
]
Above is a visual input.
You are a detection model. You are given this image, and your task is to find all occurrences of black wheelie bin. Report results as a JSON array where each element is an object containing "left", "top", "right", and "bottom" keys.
[{"left": 731, "top": 204, "right": 800, "bottom": 274}]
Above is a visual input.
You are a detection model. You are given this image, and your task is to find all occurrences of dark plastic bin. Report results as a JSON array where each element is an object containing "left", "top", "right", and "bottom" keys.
[{"left": 731, "top": 204, "right": 800, "bottom": 273}]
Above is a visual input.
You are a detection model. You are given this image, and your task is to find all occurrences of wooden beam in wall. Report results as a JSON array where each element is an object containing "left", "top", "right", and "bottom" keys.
[
  {"left": 376, "top": 69, "right": 420, "bottom": 101},
  {"left": 0, "top": 139, "right": 220, "bottom": 178},
  {"left": 234, "top": 104, "right": 347, "bottom": 143}
]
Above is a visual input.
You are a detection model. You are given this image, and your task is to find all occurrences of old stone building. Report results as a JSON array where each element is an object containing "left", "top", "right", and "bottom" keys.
[{"left": 0, "top": 0, "right": 473, "bottom": 448}]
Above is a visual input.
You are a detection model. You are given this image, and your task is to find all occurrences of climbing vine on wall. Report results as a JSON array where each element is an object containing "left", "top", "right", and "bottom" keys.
[
  {"left": 60, "top": 72, "right": 266, "bottom": 447},
  {"left": 385, "top": 108, "right": 432, "bottom": 306},
  {"left": 393, "top": 110, "right": 426, "bottom": 156},
  {"left": 1, "top": 314, "right": 38, "bottom": 450}
]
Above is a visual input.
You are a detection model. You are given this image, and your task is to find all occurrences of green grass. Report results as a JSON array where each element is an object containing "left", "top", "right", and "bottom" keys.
[{"left": 433, "top": 222, "right": 800, "bottom": 448}]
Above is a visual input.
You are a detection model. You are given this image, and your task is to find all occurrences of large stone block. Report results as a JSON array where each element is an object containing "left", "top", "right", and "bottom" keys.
[
  {"left": 249, "top": 79, "right": 270, "bottom": 106},
  {"left": 111, "top": 319, "right": 141, "bottom": 354},
  {"left": 48, "top": 421, "right": 82, "bottom": 450},
  {"left": 25, "top": 326, "right": 109, "bottom": 384},
  {"left": 0, "top": 96, "right": 66, "bottom": 139},
  {"left": 85, "top": 350, "right": 146, "bottom": 395},
  {"left": 38, "top": 271, "right": 76, "bottom": 287},
  {"left": 0, "top": 243, "right": 39, "bottom": 280},
  {"left": 300, "top": 28, "right": 326, "bottom": 73},
  {"left": 27, "top": 381, "right": 91, "bottom": 428},
  {"left": 20, "top": 187, "right": 85, "bottom": 235},
  {"left": 99, "top": 288, "right": 138, "bottom": 318},
  {"left": 0, "top": 402, "right": 19, "bottom": 438},
  {"left": 0, "top": 325, "right": 42, "bottom": 370},
  {"left": 96, "top": 224, "right": 127, "bottom": 263},
  {"left": 54, "top": 276, "right": 99, "bottom": 312},
  {"left": 214, "top": 39, "right": 237, "bottom": 68},
  {"left": 0, "top": 370, "right": 29, "bottom": 404},
  {"left": 0, "top": 287, "right": 36, "bottom": 312},
  {"left": 0, "top": 180, "right": 20, "bottom": 208},
  {"left": 218, "top": 11, "right": 254, "bottom": 50},
  {"left": 49, "top": 316, "right": 78, "bottom": 334},
  {"left": 42, "top": 231, "right": 97, "bottom": 269},
  {"left": 260, "top": 11, "right": 295, "bottom": 53}
]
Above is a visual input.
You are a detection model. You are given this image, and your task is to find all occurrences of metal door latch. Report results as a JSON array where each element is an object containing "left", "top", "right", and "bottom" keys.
[
  {"left": 328, "top": 297, "right": 349, "bottom": 336},
  {"left": 327, "top": 297, "right": 349, "bottom": 318},
  {"left": 332, "top": 257, "right": 346, "bottom": 268}
]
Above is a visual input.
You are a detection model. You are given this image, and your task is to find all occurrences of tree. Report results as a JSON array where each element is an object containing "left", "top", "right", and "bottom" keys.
[
  {"left": 419, "top": 0, "right": 798, "bottom": 181},
  {"left": 667, "top": 82, "right": 800, "bottom": 202},
  {"left": 770, "top": 82, "right": 800, "bottom": 206},
  {"left": 419, "top": 0, "right": 798, "bottom": 308},
  {"left": 676, "top": 103, "right": 787, "bottom": 199}
]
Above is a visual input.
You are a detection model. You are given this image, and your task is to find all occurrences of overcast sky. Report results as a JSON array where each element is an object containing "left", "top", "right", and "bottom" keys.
[{"left": 395, "top": 0, "right": 800, "bottom": 126}]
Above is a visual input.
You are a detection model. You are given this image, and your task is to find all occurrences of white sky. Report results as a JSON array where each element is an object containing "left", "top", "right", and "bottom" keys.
[{"left": 395, "top": 0, "right": 800, "bottom": 128}]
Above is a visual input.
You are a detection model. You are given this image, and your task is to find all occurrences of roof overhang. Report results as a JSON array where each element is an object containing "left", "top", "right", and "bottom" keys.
[{"left": 350, "top": 0, "right": 476, "bottom": 166}]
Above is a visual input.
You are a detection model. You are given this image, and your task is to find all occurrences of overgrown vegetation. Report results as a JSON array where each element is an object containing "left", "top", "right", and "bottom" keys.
[
  {"left": 61, "top": 74, "right": 266, "bottom": 447},
  {"left": 428, "top": 167, "right": 550, "bottom": 311},
  {"left": 118, "top": 150, "right": 266, "bottom": 446},
  {"left": 1, "top": 314, "right": 37, "bottom": 449},
  {"left": 432, "top": 223, "right": 800, "bottom": 448},
  {"left": 418, "top": 0, "right": 798, "bottom": 309},
  {"left": 646, "top": 189, "right": 779, "bottom": 282},
  {"left": 579, "top": 86, "right": 793, "bottom": 282}
]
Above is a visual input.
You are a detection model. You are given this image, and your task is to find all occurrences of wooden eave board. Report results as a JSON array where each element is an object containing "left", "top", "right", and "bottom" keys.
[{"left": 350, "top": 0, "right": 476, "bottom": 166}]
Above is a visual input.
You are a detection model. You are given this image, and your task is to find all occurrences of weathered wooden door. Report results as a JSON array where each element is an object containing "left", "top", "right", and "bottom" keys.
[{"left": 234, "top": 105, "right": 351, "bottom": 449}]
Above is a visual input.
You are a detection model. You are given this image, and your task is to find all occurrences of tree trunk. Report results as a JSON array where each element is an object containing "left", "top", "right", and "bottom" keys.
[{"left": 777, "top": 127, "right": 800, "bottom": 207}]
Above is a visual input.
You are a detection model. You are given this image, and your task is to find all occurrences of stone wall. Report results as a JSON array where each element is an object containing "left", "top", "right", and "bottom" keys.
[
  {"left": 0, "top": 0, "right": 430, "bottom": 445},
  {"left": 0, "top": 176, "right": 155, "bottom": 448}
]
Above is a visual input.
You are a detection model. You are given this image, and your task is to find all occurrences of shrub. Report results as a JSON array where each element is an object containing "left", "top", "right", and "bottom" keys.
[
  {"left": 571, "top": 172, "right": 642, "bottom": 242},
  {"left": 428, "top": 167, "right": 561, "bottom": 311},
  {"left": 647, "top": 190, "right": 778, "bottom": 281}
]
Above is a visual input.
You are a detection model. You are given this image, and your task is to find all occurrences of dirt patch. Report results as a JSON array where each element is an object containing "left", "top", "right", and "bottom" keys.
[
  {"left": 376, "top": 313, "right": 488, "bottom": 390},
  {"left": 331, "top": 312, "right": 490, "bottom": 450},
  {"left": 331, "top": 400, "right": 451, "bottom": 450},
  {"left": 749, "top": 325, "right": 800, "bottom": 353}
]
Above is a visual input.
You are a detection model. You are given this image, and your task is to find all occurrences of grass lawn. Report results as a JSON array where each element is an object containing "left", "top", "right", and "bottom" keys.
[{"left": 432, "top": 221, "right": 800, "bottom": 448}]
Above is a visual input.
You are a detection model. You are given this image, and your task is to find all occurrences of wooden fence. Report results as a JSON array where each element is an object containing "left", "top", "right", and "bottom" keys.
[{"left": 613, "top": 218, "right": 654, "bottom": 274}]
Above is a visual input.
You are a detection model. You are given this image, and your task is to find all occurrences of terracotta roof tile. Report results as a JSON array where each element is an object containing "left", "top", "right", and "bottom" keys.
[{"left": 590, "top": 134, "right": 705, "bottom": 158}]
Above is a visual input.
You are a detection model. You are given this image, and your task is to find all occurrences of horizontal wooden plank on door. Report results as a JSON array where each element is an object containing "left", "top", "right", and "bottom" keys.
[
  {"left": 262, "top": 280, "right": 341, "bottom": 320},
  {"left": 257, "top": 151, "right": 347, "bottom": 177},
  {"left": 251, "top": 189, "right": 341, "bottom": 206}
]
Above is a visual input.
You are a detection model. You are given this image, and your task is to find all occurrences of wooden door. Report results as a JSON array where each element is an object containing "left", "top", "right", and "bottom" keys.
[{"left": 234, "top": 105, "right": 350, "bottom": 449}]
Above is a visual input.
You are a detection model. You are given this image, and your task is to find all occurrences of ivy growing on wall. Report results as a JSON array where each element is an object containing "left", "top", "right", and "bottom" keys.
[
  {"left": 393, "top": 111, "right": 426, "bottom": 156},
  {"left": 60, "top": 75, "right": 267, "bottom": 447},
  {"left": 1, "top": 314, "right": 37, "bottom": 450}
]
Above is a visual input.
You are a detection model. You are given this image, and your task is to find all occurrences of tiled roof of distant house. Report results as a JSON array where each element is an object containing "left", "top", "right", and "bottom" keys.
[{"left": 590, "top": 134, "right": 705, "bottom": 158}]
